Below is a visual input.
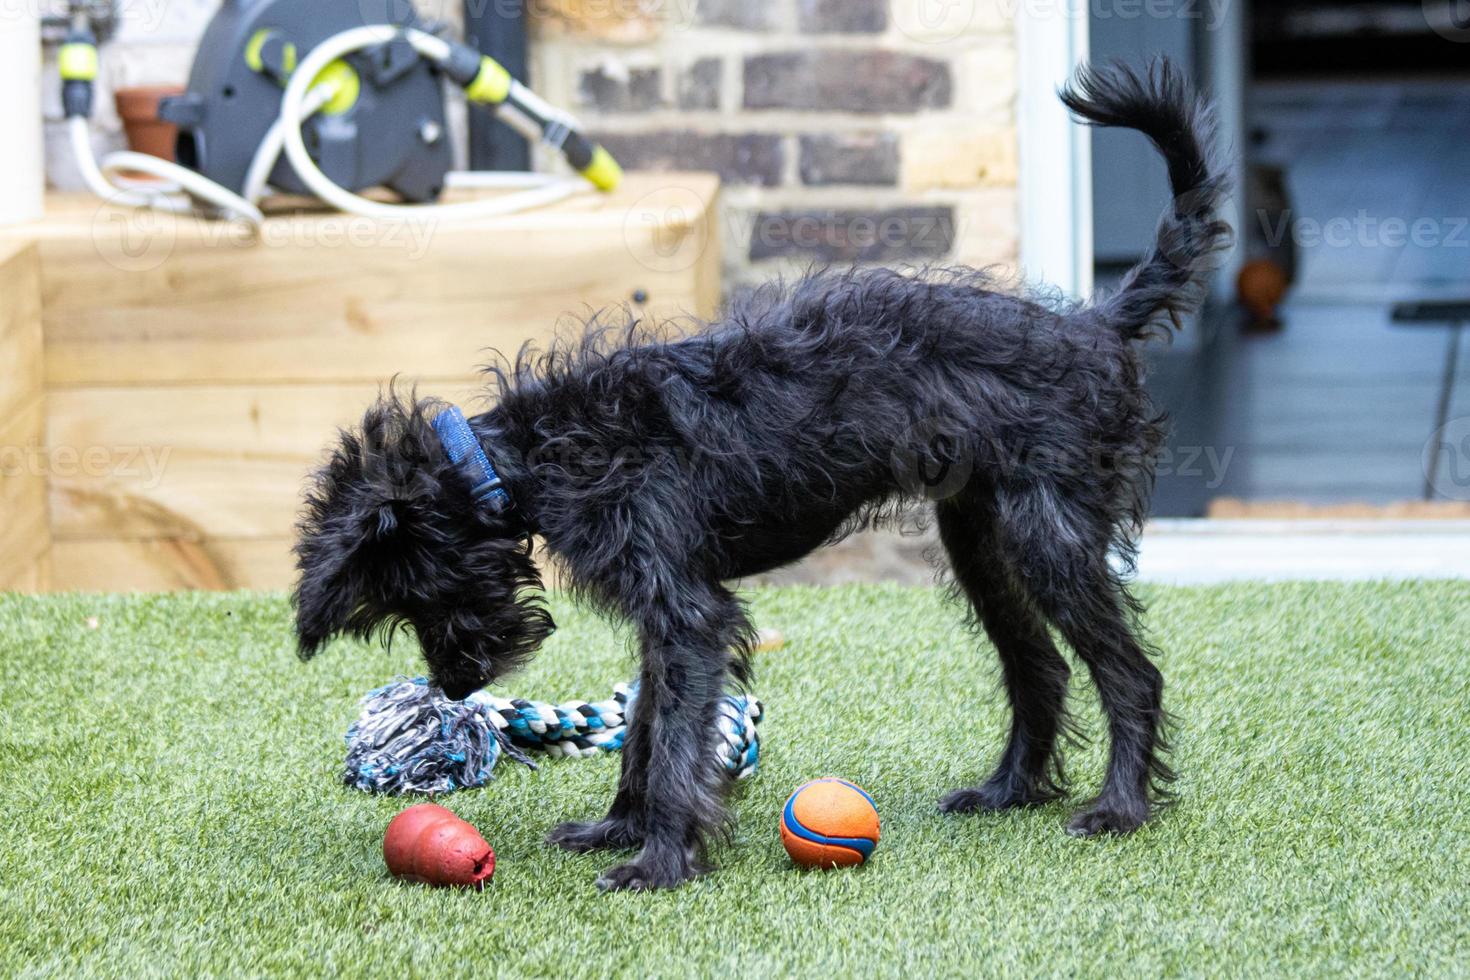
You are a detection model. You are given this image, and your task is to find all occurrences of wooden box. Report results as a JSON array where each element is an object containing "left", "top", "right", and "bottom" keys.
[
  {"left": 0, "top": 174, "right": 720, "bottom": 590},
  {"left": 0, "top": 241, "right": 47, "bottom": 590}
]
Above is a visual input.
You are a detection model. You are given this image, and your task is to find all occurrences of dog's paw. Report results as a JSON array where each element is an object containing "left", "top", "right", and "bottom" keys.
[
  {"left": 546, "top": 818, "right": 643, "bottom": 853},
  {"left": 940, "top": 777, "right": 1060, "bottom": 813},
  {"left": 1065, "top": 799, "right": 1150, "bottom": 837},
  {"left": 940, "top": 786, "right": 1015, "bottom": 813},
  {"left": 594, "top": 847, "right": 703, "bottom": 892}
]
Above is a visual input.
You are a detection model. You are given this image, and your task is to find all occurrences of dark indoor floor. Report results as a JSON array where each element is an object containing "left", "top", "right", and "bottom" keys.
[{"left": 1147, "top": 79, "right": 1470, "bottom": 515}]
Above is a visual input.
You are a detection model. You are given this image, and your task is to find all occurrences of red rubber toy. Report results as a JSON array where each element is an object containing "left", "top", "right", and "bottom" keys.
[{"left": 383, "top": 803, "right": 496, "bottom": 889}]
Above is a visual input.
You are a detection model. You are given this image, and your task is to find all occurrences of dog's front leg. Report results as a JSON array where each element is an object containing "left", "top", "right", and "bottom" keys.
[
  {"left": 556, "top": 580, "right": 745, "bottom": 891},
  {"left": 545, "top": 720, "right": 651, "bottom": 853},
  {"left": 595, "top": 628, "right": 735, "bottom": 891},
  {"left": 545, "top": 637, "right": 727, "bottom": 868}
]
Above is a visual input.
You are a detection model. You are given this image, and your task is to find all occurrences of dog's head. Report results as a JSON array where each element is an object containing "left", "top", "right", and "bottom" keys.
[{"left": 292, "top": 393, "right": 552, "bottom": 699}]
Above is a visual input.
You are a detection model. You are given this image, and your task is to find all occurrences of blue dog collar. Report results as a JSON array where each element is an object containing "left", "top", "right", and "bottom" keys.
[{"left": 432, "top": 406, "right": 512, "bottom": 513}]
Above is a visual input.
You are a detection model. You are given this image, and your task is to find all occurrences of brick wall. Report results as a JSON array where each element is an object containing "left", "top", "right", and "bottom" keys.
[
  {"left": 43, "top": 0, "right": 1020, "bottom": 295},
  {"left": 530, "top": 0, "right": 1019, "bottom": 295}
]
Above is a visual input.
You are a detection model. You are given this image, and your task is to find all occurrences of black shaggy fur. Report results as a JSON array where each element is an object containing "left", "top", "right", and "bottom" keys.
[{"left": 294, "top": 60, "right": 1232, "bottom": 890}]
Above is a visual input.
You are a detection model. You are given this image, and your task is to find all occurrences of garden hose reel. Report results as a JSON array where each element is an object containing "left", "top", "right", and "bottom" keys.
[{"left": 59, "top": 0, "right": 620, "bottom": 227}]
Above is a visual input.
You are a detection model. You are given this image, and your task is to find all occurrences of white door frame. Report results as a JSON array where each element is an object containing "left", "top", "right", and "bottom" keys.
[
  {"left": 1017, "top": 5, "right": 1093, "bottom": 301},
  {"left": 1018, "top": 6, "right": 1248, "bottom": 306},
  {"left": 1202, "top": 0, "right": 1247, "bottom": 303}
]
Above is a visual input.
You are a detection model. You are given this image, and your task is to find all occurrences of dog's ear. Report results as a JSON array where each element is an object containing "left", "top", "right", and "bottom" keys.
[{"left": 292, "top": 393, "right": 447, "bottom": 658}]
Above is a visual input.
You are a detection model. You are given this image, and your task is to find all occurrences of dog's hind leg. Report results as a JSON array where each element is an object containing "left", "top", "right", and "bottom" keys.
[
  {"left": 935, "top": 500, "right": 1073, "bottom": 813},
  {"left": 995, "top": 487, "right": 1171, "bottom": 837}
]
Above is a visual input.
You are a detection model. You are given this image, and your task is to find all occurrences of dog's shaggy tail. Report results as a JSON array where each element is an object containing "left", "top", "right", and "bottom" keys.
[{"left": 1060, "top": 58, "right": 1233, "bottom": 338}]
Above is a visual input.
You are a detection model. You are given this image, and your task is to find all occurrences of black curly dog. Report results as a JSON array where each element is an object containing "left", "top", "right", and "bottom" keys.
[{"left": 294, "top": 61, "right": 1231, "bottom": 891}]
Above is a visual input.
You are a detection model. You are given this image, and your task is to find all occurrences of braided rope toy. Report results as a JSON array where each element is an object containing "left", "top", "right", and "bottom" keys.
[{"left": 344, "top": 677, "right": 763, "bottom": 795}]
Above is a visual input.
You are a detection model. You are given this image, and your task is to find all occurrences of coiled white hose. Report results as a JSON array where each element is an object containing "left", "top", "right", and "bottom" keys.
[
  {"left": 75, "top": 25, "right": 588, "bottom": 230},
  {"left": 71, "top": 115, "right": 261, "bottom": 223},
  {"left": 276, "top": 25, "right": 584, "bottom": 224}
]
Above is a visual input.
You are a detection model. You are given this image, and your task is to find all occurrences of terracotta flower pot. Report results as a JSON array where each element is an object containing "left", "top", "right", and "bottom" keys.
[
  {"left": 382, "top": 803, "right": 496, "bottom": 889},
  {"left": 1236, "top": 258, "right": 1289, "bottom": 332},
  {"left": 113, "top": 84, "right": 184, "bottom": 161}
]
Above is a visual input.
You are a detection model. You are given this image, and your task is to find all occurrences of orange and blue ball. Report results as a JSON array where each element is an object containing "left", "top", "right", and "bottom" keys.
[{"left": 779, "top": 778, "right": 880, "bottom": 868}]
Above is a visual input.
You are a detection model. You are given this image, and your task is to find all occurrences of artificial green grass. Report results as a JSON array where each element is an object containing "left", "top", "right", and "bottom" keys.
[{"left": 1, "top": 583, "right": 1468, "bottom": 976}]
